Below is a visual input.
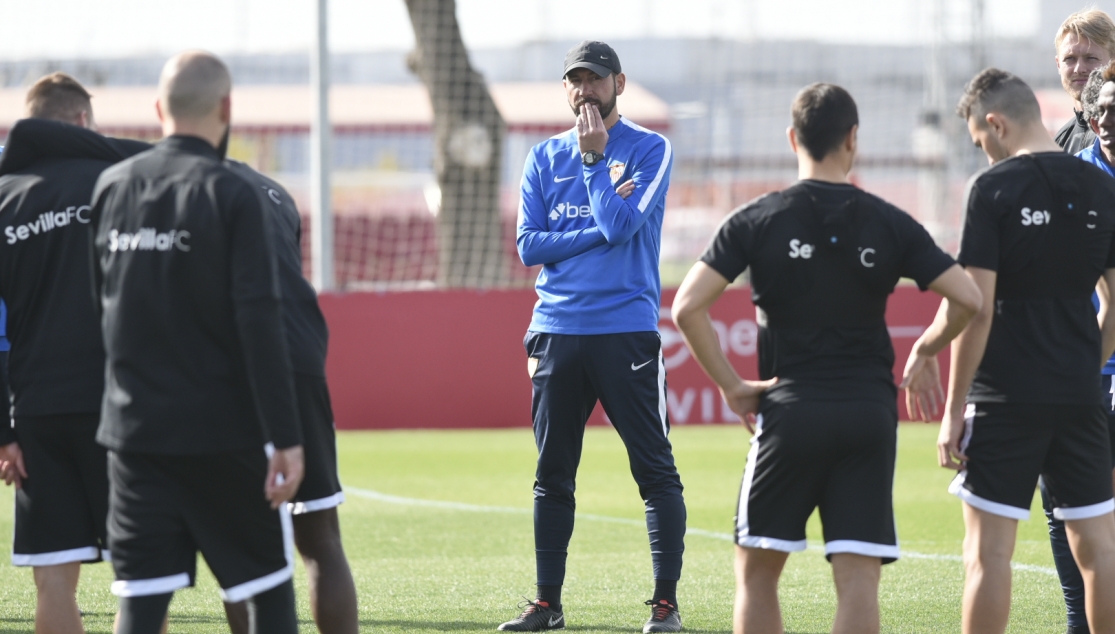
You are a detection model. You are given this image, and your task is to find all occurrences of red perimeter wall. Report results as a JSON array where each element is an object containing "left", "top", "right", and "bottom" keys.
[{"left": 319, "top": 286, "right": 947, "bottom": 429}]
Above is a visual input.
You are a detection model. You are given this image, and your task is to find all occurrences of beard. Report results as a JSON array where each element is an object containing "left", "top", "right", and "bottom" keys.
[
  {"left": 216, "top": 125, "right": 231, "bottom": 160},
  {"left": 569, "top": 77, "right": 618, "bottom": 120}
]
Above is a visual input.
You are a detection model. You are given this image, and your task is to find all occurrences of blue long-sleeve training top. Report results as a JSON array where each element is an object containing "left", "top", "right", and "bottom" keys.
[
  {"left": 517, "top": 116, "right": 672, "bottom": 334},
  {"left": 1077, "top": 139, "right": 1115, "bottom": 376}
]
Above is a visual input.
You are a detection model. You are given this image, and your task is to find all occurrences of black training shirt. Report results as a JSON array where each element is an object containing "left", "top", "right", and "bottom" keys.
[
  {"left": 1056, "top": 111, "right": 1095, "bottom": 155},
  {"left": 701, "top": 180, "right": 955, "bottom": 405},
  {"left": 0, "top": 119, "right": 146, "bottom": 440},
  {"left": 958, "top": 152, "right": 1115, "bottom": 404},
  {"left": 225, "top": 161, "right": 328, "bottom": 377},
  {"left": 91, "top": 135, "right": 302, "bottom": 454}
]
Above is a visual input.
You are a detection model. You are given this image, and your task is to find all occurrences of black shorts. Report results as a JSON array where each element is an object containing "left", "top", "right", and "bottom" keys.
[
  {"left": 950, "top": 402, "right": 1114, "bottom": 520},
  {"left": 12, "top": 413, "right": 108, "bottom": 566},
  {"left": 735, "top": 399, "right": 899, "bottom": 563},
  {"left": 107, "top": 447, "right": 293, "bottom": 602},
  {"left": 290, "top": 373, "right": 343, "bottom": 514}
]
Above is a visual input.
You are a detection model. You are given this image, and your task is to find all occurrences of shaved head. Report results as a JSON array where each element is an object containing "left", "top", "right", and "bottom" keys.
[{"left": 158, "top": 50, "right": 231, "bottom": 122}]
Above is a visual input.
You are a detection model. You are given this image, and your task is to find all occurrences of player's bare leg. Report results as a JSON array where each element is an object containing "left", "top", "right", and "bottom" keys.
[
  {"left": 293, "top": 508, "right": 358, "bottom": 634},
  {"left": 734, "top": 545, "right": 788, "bottom": 634},
  {"left": 1066, "top": 512, "right": 1115, "bottom": 633},
  {"left": 33, "top": 563, "right": 83, "bottom": 634},
  {"left": 830, "top": 553, "right": 881, "bottom": 634},
  {"left": 960, "top": 503, "right": 1017, "bottom": 634},
  {"left": 223, "top": 600, "right": 250, "bottom": 634}
]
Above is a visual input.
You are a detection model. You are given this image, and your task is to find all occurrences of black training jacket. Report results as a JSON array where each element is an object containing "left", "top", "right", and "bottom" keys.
[
  {"left": 225, "top": 161, "right": 329, "bottom": 377},
  {"left": 91, "top": 135, "right": 302, "bottom": 454},
  {"left": 0, "top": 119, "right": 147, "bottom": 444}
]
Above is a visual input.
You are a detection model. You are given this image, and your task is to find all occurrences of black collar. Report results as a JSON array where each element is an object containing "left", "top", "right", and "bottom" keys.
[
  {"left": 1076, "top": 109, "right": 1089, "bottom": 129},
  {"left": 159, "top": 134, "right": 221, "bottom": 160}
]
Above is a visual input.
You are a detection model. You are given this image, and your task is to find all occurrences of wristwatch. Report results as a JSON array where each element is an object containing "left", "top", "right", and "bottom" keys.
[{"left": 581, "top": 150, "right": 603, "bottom": 166}]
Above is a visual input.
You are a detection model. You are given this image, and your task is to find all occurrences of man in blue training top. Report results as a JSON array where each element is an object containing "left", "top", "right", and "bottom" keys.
[
  {"left": 501, "top": 40, "right": 684, "bottom": 634},
  {"left": 0, "top": 151, "right": 7, "bottom": 433},
  {"left": 1058, "top": 62, "right": 1115, "bottom": 634}
]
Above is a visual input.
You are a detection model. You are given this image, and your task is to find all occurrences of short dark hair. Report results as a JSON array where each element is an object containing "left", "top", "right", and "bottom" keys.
[
  {"left": 956, "top": 68, "right": 1040, "bottom": 126},
  {"left": 25, "top": 72, "right": 92, "bottom": 124},
  {"left": 791, "top": 83, "right": 858, "bottom": 162}
]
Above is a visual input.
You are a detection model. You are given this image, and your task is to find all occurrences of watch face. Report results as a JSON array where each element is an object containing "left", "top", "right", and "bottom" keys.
[{"left": 582, "top": 151, "right": 601, "bottom": 166}]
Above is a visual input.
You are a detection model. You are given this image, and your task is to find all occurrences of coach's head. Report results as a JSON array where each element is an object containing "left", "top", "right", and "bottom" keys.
[
  {"left": 156, "top": 50, "right": 231, "bottom": 153},
  {"left": 957, "top": 68, "right": 1044, "bottom": 165},
  {"left": 1056, "top": 10, "right": 1115, "bottom": 110},
  {"left": 787, "top": 83, "right": 858, "bottom": 177},
  {"left": 25, "top": 72, "right": 95, "bottom": 129},
  {"left": 563, "top": 40, "right": 625, "bottom": 125}
]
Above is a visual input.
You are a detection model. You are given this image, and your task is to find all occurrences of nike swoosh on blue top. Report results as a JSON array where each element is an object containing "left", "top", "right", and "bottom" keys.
[{"left": 553, "top": 175, "right": 576, "bottom": 182}]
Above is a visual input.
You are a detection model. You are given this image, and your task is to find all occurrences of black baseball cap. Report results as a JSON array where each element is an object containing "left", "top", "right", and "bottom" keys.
[{"left": 563, "top": 41, "right": 621, "bottom": 79}]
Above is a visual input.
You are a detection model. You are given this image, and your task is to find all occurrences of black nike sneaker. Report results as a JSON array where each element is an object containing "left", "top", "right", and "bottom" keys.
[
  {"left": 497, "top": 599, "right": 565, "bottom": 631},
  {"left": 643, "top": 599, "right": 682, "bottom": 633}
]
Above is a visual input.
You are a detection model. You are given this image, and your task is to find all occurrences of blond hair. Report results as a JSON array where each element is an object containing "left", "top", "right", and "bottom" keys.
[{"left": 1056, "top": 8, "right": 1115, "bottom": 57}]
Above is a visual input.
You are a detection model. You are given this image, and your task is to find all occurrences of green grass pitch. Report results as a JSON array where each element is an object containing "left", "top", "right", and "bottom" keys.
[{"left": 0, "top": 424, "right": 1063, "bottom": 633}]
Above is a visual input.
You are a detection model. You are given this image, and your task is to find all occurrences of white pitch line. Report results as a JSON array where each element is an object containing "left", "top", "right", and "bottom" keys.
[{"left": 344, "top": 485, "right": 1056, "bottom": 576}]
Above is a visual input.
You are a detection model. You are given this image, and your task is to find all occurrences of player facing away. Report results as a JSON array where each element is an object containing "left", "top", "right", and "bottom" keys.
[
  {"left": 505, "top": 40, "right": 684, "bottom": 633},
  {"left": 90, "top": 51, "right": 304, "bottom": 634},
  {"left": 671, "top": 83, "right": 981, "bottom": 634},
  {"left": 0, "top": 75, "right": 147, "bottom": 634},
  {"left": 937, "top": 68, "right": 1115, "bottom": 634},
  {"left": 1054, "top": 10, "right": 1115, "bottom": 155},
  {"left": 220, "top": 161, "right": 359, "bottom": 634}
]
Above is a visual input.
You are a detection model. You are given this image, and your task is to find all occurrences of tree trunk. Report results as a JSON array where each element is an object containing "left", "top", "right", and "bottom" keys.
[{"left": 404, "top": 0, "right": 506, "bottom": 288}]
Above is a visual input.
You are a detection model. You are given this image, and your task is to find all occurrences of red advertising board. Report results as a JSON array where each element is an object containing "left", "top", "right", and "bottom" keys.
[{"left": 319, "top": 286, "right": 946, "bottom": 429}]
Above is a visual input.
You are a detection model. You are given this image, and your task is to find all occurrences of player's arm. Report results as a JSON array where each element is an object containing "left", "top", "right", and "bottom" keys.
[
  {"left": 0, "top": 304, "right": 24, "bottom": 487},
  {"left": 516, "top": 149, "right": 608, "bottom": 266},
  {"left": 1101, "top": 268, "right": 1115, "bottom": 364},
  {"left": 578, "top": 104, "right": 671, "bottom": 245},
  {"left": 938, "top": 266, "right": 996, "bottom": 470},
  {"left": 672, "top": 262, "right": 776, "bottom": 433},
  {"left": 227, "top": 179, "right": 304, "bottom": 506},
  {"left": 0, "top": 331, "right": 23, "bottom": 488},
  {"left": 900, "top": 265, "right": 983, "bottom": 421}
]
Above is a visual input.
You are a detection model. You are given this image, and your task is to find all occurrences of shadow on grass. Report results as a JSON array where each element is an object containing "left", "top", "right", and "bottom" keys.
[
  {"left": 0, "top": 618, "right": 32, "bottom": 634},
  {"left": 362, "top": 621, "right": 732, "bottom": 633}
]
